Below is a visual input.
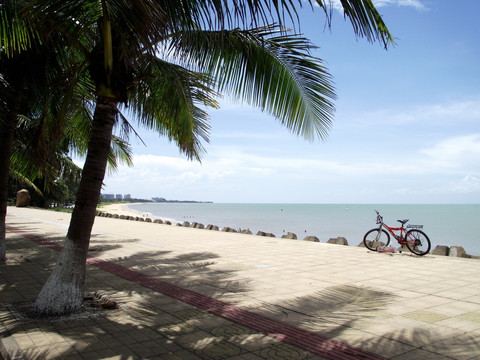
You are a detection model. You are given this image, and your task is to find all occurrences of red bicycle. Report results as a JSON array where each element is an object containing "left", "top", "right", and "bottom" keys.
[{"left": 363, "top": 210, "right": 431, "bottom": 256}]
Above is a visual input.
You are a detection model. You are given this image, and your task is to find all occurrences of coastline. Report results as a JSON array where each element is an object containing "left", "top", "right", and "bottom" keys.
[
  {"left": 99, "top": 203, "right": 148, "bottom": 218},
  {"left": 96, "top": 203, "right": 479, "bottom": 259}
]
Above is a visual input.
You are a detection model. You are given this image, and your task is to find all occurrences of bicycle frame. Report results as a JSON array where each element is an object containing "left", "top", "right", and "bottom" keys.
[
  {"left": 376, "top": 221, "right": 407, "bottom": 244},
  {"left": 374, "top": 210, "right": 422, "bottom": 245}
]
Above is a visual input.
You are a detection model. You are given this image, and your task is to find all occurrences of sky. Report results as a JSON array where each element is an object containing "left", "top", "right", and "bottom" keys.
[{"left": 97, "top": 0, "right": 480, "bottom": 204}]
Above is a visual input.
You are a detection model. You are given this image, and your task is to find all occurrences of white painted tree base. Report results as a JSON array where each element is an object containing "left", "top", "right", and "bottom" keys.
[{"left": 34, "top": 236, "right": 87, "bottom": 315}]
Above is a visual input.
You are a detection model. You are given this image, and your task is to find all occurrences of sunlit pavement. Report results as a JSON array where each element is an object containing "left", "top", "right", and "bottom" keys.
[{"left": 2, "top": 207, "right": 480, "bottom": 359}]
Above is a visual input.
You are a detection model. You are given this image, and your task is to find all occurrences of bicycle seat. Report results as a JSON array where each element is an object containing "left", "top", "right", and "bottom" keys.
[{"left": 397, "top": 219, "right": 409, "bottom": 225}]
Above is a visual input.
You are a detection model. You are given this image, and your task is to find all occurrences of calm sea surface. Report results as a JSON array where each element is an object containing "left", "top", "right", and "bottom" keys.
[{"left": 127, "top": 203, "right": 480, "bottom": 256}]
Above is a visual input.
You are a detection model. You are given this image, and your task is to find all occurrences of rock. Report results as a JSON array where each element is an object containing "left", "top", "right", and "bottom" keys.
[
  {"left": 164, "top": 221, "right": 172, "bottom": 225},
  {"left": 256, "top": 231, "right": 275, "bottom": 237},
  {"left": 221, "top": 226, "right": 237, "bottom": 232},
  {"left": 183, "top": 221, "right": 191, "bottom": 227},
  {"left": 136, "top": 217, "right": 144, "bottom": 222},
  {"left": 432, "top": 245, "right": 449, "bottom": 256},
  {"left": 304, "top": 236, "right": 320, "bottom": 242},
  {"left": 241, "top": 229, "right": 252, "bottom": 235},
  {"left": 327, "top": 237, "right": 348, "bottom": 246},
  {"left": 190, "top": 222, "right": 205, "bottom": 229},
  {"left": 153, "top": 219, "right": 163, "bottom": 224},
  {"left": 119, "top": 215, "right": 127, "bottom": 220},
  {"left": 449, "top": 246, "right": 467, "bottom": 258},
  {"left": 145, "top": 218, "right": 152, "bottom": 222},
  {"left": 206, "top": 224, "right": 219, "bottom": 231},
  {"left": 281, "top": 232, "right": 297, "bottom": 240},
  {"left": 16, "top": 189, "right": 30, "bottom": 207}
]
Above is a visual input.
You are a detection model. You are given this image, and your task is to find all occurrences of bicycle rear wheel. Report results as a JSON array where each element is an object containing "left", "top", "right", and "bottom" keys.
[
  {"left": 405, "top": 229, "right": 431, "bottom": 256},
  {"left": 363, "top": 229, "right": 390, "bottom": 251}
]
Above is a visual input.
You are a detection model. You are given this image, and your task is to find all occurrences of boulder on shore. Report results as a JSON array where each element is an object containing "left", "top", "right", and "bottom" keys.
[
  {"left": 281, "top": 232, "right": 297, "bottom": 240},
  {"left": 432, "top": 245, "right": 449, "bottom": 256},
  {"left": 16, "top": 189, "right": 30, "bottom": 207},
  {"left": 304, "top": 236, "right": 320, "bottom": 242},
  {"left": 206, "top": 224, "right": 219, "bottom": 231},
  {"left": 327, "top": 237, "right": 348, "bottom": 246},
  {"left": 449, "top": 246, "right": 467, "bottom": 258},
  {"left": 221, "top": 226, "right": 237, "bottom": 233}
]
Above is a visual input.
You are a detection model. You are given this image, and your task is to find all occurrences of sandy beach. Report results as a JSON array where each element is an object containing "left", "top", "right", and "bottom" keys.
[
  {"left": 3, "top": 206, "right": 480, "bottom": 359},
  {"left": 98, "top": 202, "right": 145, "bottom": 218}
]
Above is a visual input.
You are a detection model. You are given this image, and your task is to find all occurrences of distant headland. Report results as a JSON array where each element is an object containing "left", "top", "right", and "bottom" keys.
[
  {"left": 100, "top": 193, "right": 212, "bottom": 204},
  {"left": 151, "top": 197, "right": 213, "bottom": 204}
]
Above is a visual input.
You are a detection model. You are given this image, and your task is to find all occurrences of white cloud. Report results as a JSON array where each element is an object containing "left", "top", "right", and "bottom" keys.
[
  {"left": 326, "top": 0, "right": 428, "bottom": 11},
  {"left": 344, "top": 96, "right": 480, "bottom": 127},
  {"left": 420, "top": 134, "right": 480, "bottom": 168},
  {"left": 372, "top": 0, "right": 428, "bottom": 10},
  {"left": 452, "top": 175, "right": 480, "bottom": 193}
]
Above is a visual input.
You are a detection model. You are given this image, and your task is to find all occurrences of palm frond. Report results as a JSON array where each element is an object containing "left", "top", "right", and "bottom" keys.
[
  {"left": 170, "top": 25, "right": 335, "bottom": 140},
  {"left": 316, "top": 0, "right": 394, "bottom": 48},
  {"left": 0, "top": 0, "right": 39, "bottom": 58},
  {"left": 127, "top": 56, "right": 218, "bottom": 160},
  {"left": 106, "top": 135, "right": 133, "bottom": 175}
]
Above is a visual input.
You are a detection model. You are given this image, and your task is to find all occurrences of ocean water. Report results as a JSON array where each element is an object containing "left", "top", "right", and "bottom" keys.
[{"left": 128, "top": 203, "right": 480, "bottom": 256}]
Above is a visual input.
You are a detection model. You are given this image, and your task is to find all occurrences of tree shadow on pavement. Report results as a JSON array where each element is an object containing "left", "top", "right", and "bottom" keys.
[{"left": 2, "top": 233, "right": 480, "bottom": 360}]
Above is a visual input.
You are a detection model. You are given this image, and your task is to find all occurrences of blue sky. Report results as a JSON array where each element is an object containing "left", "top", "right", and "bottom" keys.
[{"left": 99, "top": 0, "right": 480, "bottom": 204}]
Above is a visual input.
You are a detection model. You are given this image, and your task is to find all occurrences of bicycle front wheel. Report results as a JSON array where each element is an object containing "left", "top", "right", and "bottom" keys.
[
  {"left": 363, "top": 229, "right": 390, "bottom": 251},
  {"left": 405, "top": 229, "right": 431, "bottom": 256}
]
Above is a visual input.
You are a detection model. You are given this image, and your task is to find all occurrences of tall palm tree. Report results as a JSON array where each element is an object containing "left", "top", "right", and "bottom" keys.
[
  {"left": 0, "top": 0, "right": 51, "bottom": 260},
  {"left": 26, "top": 0, "right": 392, "bottom": 315},
  {"left": 0, "top": 0, "right": 136, "bottom": 260}
]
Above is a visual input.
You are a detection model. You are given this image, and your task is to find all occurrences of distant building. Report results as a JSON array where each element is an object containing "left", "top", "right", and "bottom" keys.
[
  {"left": 115, "top": 194, "right": 123, "bottom": 200},
  {"left": 101, "top": 194, "right": 115, "bottom": 200},
  {"left": 124, "top": 194, "right": 131, "bottom": 200}
]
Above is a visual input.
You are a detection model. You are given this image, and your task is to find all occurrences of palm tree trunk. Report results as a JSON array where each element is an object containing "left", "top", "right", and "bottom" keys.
[
  {"left": 0, "top": 91, "right": 22, "bottom": 262},
  {"left": 34, "top": 95, "right": 117, "bottom": 314}
]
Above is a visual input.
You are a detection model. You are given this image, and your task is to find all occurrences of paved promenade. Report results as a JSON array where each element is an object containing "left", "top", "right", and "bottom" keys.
[{"left": 1, "top": 207, "right": 480, "bottom": 359}]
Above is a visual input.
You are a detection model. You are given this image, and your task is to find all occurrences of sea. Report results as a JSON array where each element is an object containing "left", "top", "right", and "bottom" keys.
[{"left": 127, "top": 203, "right": 480, "bottom": 256}]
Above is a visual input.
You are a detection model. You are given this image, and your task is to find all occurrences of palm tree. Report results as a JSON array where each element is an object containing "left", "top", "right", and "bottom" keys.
[
  {"left": 0, "top": 0, "right": 50, "bottom": 260},
  {"left": 0, "top": 0, "right": 137, "bottom": 260},
  {"left": 25, "top": 0, "right": 392, "bottom": 315}
]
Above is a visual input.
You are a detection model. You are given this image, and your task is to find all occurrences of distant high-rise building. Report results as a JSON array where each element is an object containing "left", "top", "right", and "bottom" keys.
[
  {"left": 124, "top": 194, "right": 131, "bottom": 200},
  {"left": 115, "top": 194, "right": 123, "bottom": 200},
  {"left": 101, "top": 194, "right": 115, "bottom": 200}
]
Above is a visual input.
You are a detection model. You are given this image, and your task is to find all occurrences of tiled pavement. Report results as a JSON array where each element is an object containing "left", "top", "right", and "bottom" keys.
[{"left": 1, "top": 207, "right": 480, "bottom": 359}]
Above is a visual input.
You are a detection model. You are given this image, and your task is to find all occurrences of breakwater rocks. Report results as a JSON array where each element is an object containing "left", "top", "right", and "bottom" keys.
[{"left": 95, "top": 210, "right": 478, "bottom": 258}]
